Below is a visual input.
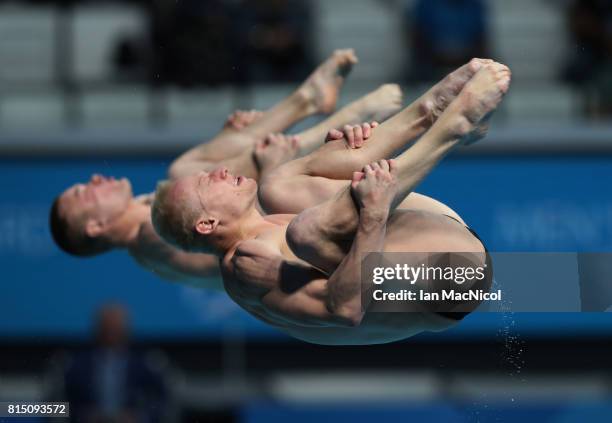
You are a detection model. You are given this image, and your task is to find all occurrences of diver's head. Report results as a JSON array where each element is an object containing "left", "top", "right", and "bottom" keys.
[
  {"left": 152, "top": 167, "right": 258, "bottom": 253},
  {"left": 50, "top": 175, "right": 133, "bottom": 257}
]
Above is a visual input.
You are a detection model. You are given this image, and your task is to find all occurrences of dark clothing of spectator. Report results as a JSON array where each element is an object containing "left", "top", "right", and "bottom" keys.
[
  {"left": 562, "top": 0, "right": 612, "bottom": 117},
  {"left": 235, "top": 0, "right": 314, "bottom": 83},
  {"left": 150, "top": 0, "right": 237, "bottom": 86},
  {"left": 409, "top": 0, "right": 489, "bottom": 82},
  {"left": 562, "top": 0, "right": 612, "bottom": 85},
  {"left": 64, "top": 349, "right": 167, "bottom": 423}
]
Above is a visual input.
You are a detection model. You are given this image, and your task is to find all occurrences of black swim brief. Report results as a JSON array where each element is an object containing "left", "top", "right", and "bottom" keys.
[{"left": 436, "top": 215, "right": 493, "bottom": 321}]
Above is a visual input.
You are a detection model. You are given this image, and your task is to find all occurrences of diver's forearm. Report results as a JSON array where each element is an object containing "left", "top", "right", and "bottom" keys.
[{"left": 325, "top": 215, "right": 387, "bottom": 325}]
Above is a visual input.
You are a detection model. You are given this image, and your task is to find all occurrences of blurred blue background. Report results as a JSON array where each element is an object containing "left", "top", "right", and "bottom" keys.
[{"left": 2, "top": 156, "right": 612, "bottom": 340}]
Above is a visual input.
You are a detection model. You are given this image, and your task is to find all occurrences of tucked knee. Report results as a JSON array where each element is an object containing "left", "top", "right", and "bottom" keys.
[
  {"left": 259, "top": 179, "right": 290, "bottom": 214},
  {"left": 167, "top": 159, "right": 195, "bottom": 180},
  {"left": 287, "top": 208, "right": 350, "bottom": 274},
  {"left": 167, "top": 161, "right": 183, "bottom": 180},
  {"left": 286, "top": 211, "right": 320, "bottom": 259}
]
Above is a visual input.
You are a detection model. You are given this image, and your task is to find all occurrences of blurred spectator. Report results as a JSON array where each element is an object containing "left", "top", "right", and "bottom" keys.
[
  {"left": 407, "top": 0, "right": 489, "bottom": 82},
  {"left": 562, "top": 0, "right": 611, "bottom": 84},
  {"left": 150, "top": 0, "right": 236, "bottom": 86},
  {"left": 63, "top": 304, "right": 168, "bottom": 423},
  {"left": 562, "top": 0, "right": 612, "bottom": 118},
  {"left": 236, "top": 0, "right": 315, "bottom": 83}
]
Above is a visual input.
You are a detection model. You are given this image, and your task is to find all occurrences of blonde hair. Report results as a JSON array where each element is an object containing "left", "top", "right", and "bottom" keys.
[{"left": 151, "top": 180, "right": 201, "bottom": 252}]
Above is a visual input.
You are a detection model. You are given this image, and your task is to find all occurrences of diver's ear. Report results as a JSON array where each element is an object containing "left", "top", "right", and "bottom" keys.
[
  {"left": 85, "top": 219, "right": 105, "bottom": 238},
  {"left": 195, "top": 216, "right": 219, "bottom": 236}
]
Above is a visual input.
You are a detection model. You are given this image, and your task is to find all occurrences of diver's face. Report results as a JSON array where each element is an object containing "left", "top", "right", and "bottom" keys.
[
  {"left": 59, "top": 174, "right": 133, "bottom": 229},
  {"left": 175, "top": 167, "right": 258, "bottom": 224}
]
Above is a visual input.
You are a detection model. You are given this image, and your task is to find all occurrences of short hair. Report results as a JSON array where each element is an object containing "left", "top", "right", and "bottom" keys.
[
  {"left": 152, "top": 180, "right": 201, "bottom": 252},
  {"left": 49, "top": 196, "right": 112, "bottom": 257}
]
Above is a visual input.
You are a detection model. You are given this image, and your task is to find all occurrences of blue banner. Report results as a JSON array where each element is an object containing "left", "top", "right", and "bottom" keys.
[{"left": 1, "top": 156, "right": 611, "bottom": 340}]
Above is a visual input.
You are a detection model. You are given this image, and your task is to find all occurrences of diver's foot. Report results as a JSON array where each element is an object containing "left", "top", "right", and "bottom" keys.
[
  {"left": 419, "top": 58, "right": 493, "bottom": 124},
  {"left": 224, "top": 109, "right": 264, "bottom": 131},
  {"left": 356, "top": 84, "right": 404, "bottom": 123},
  {"left": 439, "top": 62, "right": 512, "bottom": 145},
  {"left": 299, "top": 49, "right": 358, "bottom": 114}
]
